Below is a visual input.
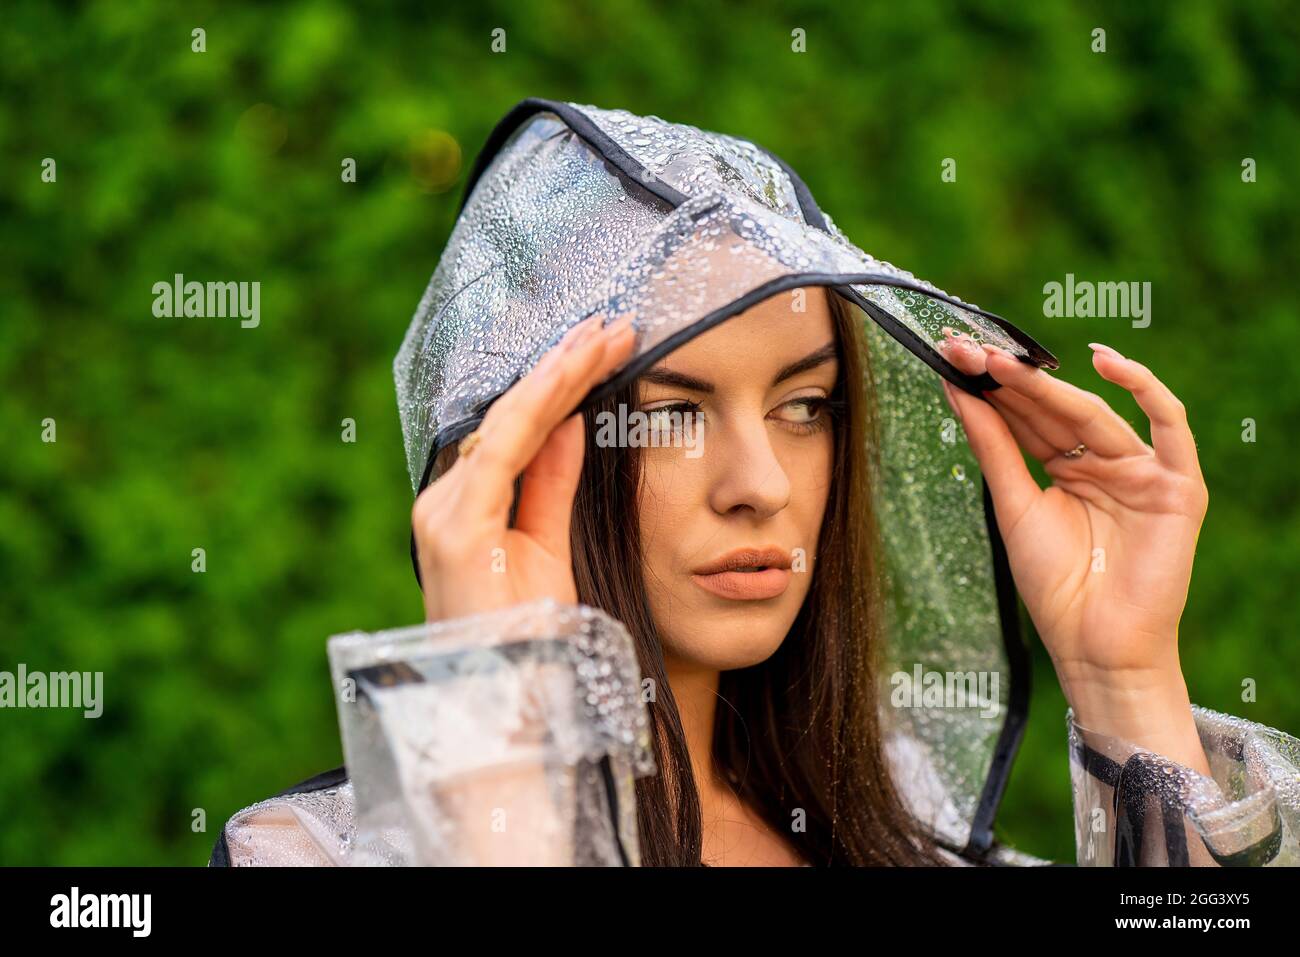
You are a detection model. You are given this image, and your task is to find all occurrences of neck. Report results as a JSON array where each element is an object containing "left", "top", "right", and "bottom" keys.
[
  {"left": 663, "top": 653, "right": 724, "bottom": 796},
  {"left": 662, "top": 654, "right": 803, "bottom": 866}
]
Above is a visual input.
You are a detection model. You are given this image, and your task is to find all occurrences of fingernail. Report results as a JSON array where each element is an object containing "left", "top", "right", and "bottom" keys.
[{"left": 1088, "top": 342, "right": 1125, "bottom": 360}]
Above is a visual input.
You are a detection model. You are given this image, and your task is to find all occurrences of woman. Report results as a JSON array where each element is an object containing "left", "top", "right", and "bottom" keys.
[{"left": 213, "top": 100, "right": 1299, "bottom": 867}]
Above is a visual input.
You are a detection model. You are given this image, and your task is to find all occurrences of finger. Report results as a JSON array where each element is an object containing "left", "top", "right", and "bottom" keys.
[
  {"left": 937, "top": 327, "right": 991, "bottom": 378},
  {"left": 1088, "top": 342, "right": 1201, "bottom": 473},
  {"left": 458, "top": 315, "right": 636, "bottom": 508},
  {"left": 979, "top": 377, "right": 1090, "bottom": 456},
  {"left": 471, "top": 313, "right": 604, "bottom": 432},
  {"left": 943, "top": 381, "right": 1042, "bottom": 530},
  {"left": 938, "top": 331, "right": 1086, "bottom": 455},
  {"left": 983, "top": 397, "right": 1065, "bottom": 463},
  {"left": 957, "top": 380, "right": 1145, "bottom": 480},
  {"left": 477, "top": 314, "right": 634, "bottom": 455},
  {"left": 980, "top": 344, "right": 1149, "bottom": 459},
  {"left": 514, "top": 412, "right": 586, "bottom": 558}
]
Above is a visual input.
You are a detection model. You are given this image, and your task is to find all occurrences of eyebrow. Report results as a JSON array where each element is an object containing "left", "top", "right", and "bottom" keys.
[{"left": 640, "top": 342, "right": 838, "bottom": 393}]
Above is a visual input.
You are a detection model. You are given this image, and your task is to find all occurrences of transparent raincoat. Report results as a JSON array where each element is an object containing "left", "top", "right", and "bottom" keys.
[{"left": 211, "top": 99, "right": 1300, "bottom": 868}]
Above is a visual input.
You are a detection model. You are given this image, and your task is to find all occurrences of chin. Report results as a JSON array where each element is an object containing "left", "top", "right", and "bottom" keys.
[{"left": 659, "top": 598, "right": 800, "bottom": 672}]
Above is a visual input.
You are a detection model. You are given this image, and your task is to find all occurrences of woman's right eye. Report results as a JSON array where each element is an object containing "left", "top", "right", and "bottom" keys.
[{"left": 643, "top": 401, "right": 703, "bottom": 436}]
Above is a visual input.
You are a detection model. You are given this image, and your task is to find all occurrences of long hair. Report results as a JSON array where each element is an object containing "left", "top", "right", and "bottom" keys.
[{"left": 569, "top": 293, "right": 947, "bottom": 865}]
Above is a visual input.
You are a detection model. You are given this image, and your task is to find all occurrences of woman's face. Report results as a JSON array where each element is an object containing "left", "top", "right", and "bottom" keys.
[{"left": 634, "top": 287, "right": 838, "bottom": 672}]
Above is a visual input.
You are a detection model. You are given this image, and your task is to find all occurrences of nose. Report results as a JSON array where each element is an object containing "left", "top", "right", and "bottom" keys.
[{"left": 705, "top": 417, "right": 791, "bottom": 519}]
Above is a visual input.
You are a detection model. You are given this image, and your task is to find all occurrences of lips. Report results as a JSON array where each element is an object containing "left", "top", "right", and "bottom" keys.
[{"left": 691, "top": 547, "right": 793, "bottom": 601}]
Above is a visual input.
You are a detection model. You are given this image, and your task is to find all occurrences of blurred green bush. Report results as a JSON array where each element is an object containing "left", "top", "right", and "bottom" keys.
[{"left": 1, "top": 0, "right": 1296, "bottom": 864}]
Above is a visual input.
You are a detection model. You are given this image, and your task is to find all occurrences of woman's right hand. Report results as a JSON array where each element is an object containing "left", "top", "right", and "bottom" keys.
[{"left": 413, "top": 313, "right": 637, "bottom": 623}]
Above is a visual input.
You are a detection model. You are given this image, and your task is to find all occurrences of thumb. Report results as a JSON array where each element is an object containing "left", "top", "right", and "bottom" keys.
[{"left": 513, "top": 412, "right": 586, "bottom": 560}]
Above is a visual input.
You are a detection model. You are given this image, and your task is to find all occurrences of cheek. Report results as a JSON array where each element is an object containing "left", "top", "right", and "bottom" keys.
[
  {"left": 783, "top": 431, "right": 834, "bottom": 542},
  {"left": 635, "top": 455, "right": 698, "bottom": 575}
]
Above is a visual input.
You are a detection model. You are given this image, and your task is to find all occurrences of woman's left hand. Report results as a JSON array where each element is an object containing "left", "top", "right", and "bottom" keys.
[{"left": 939, "top": 332, "right": 1211, "bottom": 772}]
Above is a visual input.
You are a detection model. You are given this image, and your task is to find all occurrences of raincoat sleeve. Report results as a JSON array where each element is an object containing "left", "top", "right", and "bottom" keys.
[
  {"left": 1068, "top": 704, "right": 1300, "bottom": 866},
  {"left": 217, "top": 772, "right": 355, "bottom": 866},
  {"left": 217, "top": 599, "right": 654, "bottom": 866}
]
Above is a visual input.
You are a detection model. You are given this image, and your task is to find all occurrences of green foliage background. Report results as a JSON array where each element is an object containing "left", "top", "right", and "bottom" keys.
[{"left": 2, "top": 1, "right": 1297, "bottom": 865}]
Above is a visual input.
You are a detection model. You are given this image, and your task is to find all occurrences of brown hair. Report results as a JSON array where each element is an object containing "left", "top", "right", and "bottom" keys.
[{"left": 569, "top": 292, "right": 947, "bottom": 865}]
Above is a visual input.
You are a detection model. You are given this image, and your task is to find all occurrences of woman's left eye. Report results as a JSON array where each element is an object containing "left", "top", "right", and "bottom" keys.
[{"left": 773, "top": 397, "right": 832, "bottom": 433}]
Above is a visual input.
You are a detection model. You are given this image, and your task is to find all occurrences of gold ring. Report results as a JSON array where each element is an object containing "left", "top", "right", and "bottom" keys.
[
  {"left": 1063, "top": 443, "right": 1087, "bottom": 459},
  {"left": 459, "top": 430, "right": 483, "bottom": 458}
]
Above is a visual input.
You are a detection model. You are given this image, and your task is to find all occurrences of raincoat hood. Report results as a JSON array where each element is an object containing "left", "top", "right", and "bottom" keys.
[{"left": 393, "top": 98, "right": 1061, "bottom": 858}]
